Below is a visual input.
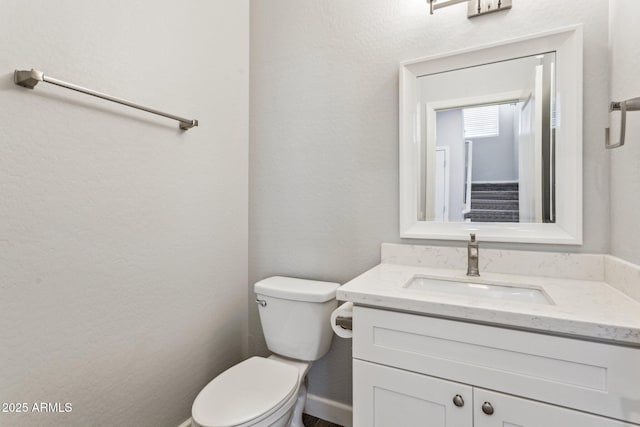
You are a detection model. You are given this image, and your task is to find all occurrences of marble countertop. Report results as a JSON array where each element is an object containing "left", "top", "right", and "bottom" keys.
[{"left": 337, "top": 263, "right": 640, "bottom": 346}]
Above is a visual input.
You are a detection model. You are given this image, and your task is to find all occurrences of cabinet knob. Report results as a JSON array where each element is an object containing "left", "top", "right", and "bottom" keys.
[
  {"left": 452, "top": 394, "right": 464, "bottom": 407},
  {"left": 481, "top": 401, "right": 494, "bottom": 415}
]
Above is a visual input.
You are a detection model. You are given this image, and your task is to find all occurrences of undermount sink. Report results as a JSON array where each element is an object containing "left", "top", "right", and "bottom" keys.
[{"left": 405, "top": 276, "right": 553, "bottom": 305}]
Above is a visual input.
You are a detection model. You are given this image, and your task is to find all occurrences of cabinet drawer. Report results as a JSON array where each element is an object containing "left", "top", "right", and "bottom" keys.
[{"left": 353, "top": 306, "right": 640, "bottom": 424}]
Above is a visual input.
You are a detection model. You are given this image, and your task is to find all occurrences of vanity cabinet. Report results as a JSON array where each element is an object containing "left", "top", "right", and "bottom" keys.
[{"left": 352, "top": 306, "right": 640, "bottom": 427}]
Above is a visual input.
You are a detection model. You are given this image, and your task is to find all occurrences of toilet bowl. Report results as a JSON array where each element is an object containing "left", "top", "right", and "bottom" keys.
[
  {"left": 191, "top": 277, "right": 339, "bottom": 427},
  {"left": 192, "top": 355, "right": 310, "bottom": 427}
]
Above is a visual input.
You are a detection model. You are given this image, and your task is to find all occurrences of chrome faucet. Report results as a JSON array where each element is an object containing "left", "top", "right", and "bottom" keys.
[{"left": 467, "top": 233, "right": 480, "bottom": 277}]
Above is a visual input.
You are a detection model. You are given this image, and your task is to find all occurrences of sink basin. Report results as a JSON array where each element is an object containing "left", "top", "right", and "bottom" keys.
[{"left": 405, "top": 276, "right": 553, "bottom": 305}]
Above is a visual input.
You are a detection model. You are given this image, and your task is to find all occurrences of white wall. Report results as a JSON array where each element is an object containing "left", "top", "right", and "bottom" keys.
[
  {"left": 250, "top": 0, "right": 610, "bottom": 407},
  {"left": 418, "top": 54, "right": 539, "bottom": 104},
  {"left": 0, "top": 2, "right": 249, "bottom": 426},
  {"left": 471, "top": 104, "right": 518, "bottom": 182},
  {"left": 609, "top": 0, "right": 640, "bottom": 265}
]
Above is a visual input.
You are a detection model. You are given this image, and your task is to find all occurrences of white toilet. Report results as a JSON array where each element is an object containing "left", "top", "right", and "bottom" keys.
[{"left": 191, "top": 276, "right": 340, "bottom": 427}]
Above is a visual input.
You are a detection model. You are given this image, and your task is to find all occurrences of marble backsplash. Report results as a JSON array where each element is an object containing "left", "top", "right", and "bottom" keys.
[
  {"left": 381, "top": 243, "right": 605, "bottom": 281},
  {"left": 605, "top": 256, "right": 640, "bottom": 303}
]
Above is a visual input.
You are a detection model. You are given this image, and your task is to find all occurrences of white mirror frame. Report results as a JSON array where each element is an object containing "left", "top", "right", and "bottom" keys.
[{"left": 399, "top": 25, "right": 583, "bottom": 245}]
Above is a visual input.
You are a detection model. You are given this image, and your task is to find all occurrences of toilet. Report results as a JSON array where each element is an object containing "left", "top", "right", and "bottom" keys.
[{"left": 191, "top": 276, "right": 340, "bottom": 427}]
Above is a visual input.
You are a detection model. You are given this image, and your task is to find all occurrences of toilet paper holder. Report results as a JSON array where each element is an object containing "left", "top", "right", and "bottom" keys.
[{"left": 335, "top": 316, "right": 352, "bottom": 330}]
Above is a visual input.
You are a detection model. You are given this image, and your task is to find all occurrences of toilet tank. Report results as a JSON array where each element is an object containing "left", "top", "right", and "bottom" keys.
[{"left": 255, "top": 276, "right": 340, "bottom": 361}]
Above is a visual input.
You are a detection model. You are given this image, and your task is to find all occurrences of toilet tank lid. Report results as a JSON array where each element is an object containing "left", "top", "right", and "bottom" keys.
[{"left": 254, "top": 276, "right": 340, "bottom": 302}]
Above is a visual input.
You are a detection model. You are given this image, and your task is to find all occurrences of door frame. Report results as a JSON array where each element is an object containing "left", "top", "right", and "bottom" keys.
[
  {"left": 424, "top": 91, "right": 523, "bottom": 220},
  {"left": 434, "top": 146, "right": 450, "bottom": 221}
]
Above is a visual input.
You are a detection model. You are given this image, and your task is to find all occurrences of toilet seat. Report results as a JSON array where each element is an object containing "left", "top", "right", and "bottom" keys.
[{"left": 192, "top": 356, "right": 300, "bottom": 427}]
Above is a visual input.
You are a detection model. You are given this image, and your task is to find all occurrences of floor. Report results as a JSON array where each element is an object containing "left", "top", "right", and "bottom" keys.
[{"left": 302, "top": 413, "right": 344, "bottom": 427}]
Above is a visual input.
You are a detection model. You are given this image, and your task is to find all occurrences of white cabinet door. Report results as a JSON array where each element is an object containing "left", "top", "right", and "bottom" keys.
[
  {"left": 354, "top": 306, "right": 640, "bottom": 424},
  {"left": 474, "top": 388, "right": 635, "bottom": 427},
  {"left": 353, "top": 359, "right": 472, "bottom": 427}
]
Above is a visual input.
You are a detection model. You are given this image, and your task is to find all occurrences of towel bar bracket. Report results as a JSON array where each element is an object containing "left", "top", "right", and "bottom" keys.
[{"left": 14, "top": 69, "right": 43, "bottom": 89}]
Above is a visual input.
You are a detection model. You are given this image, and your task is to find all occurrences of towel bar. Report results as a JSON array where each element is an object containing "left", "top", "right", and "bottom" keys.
[{"left": 14, "top": 68, "right": 198, "bottom": 130}]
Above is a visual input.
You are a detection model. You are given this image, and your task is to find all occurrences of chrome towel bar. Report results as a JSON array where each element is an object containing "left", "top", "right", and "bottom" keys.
[
  {"left": 605, "top": 96, "right": 640, "bottom": 149},
  {"left": 14, "top": 69, "right": 198, "bottom": 130}
]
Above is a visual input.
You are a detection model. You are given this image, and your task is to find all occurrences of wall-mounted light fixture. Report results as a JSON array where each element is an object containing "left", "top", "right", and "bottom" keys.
[{"left": 428, "top": 0, "right": 512, "bottom": 18}]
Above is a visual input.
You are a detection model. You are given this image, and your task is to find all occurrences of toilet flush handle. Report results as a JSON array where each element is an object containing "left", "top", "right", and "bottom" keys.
[{"left": 256, "top": 298, "right": 267, "bottom": 307}]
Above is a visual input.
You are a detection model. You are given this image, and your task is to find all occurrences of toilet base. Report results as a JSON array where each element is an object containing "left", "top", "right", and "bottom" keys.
[
  {"left": 264, "top": 355, "right": 311, "bottom": 427},
  {"left": 287, "top": 376, "right": 308, "bottom": 427}
]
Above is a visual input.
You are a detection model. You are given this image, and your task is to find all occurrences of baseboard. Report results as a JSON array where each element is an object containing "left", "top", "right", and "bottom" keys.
[
  {"left": 304, "top": 393, "right": 353, "bottom": 427},
  {"left": 177, "top": 418, "right": 192, "bottom": 427}
]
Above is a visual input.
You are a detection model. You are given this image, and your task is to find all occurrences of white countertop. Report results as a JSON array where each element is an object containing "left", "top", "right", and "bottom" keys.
[{"left": 337, "top": 262, "right": 640, "bottom": 346}]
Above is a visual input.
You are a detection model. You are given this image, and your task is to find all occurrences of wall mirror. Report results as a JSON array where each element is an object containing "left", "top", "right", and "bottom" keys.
[{"left": 400, "top": 26, "right": 583, "bottom": 244}]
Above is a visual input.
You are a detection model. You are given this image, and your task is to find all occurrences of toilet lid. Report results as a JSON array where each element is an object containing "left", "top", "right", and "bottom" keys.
[{"left": 192, "top": 356, "right": 300, "bottom": 427}]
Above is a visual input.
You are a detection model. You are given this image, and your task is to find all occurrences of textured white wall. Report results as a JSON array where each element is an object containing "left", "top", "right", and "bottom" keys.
[
  {"left": 250, "top": 0, "right": 609, "bottom": 406},
  {"left": 0, "top": 1, "right": 249, "bottom": 426},
  {"left": 609, "top": 0, "right": 640, "bottom": 265}
]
